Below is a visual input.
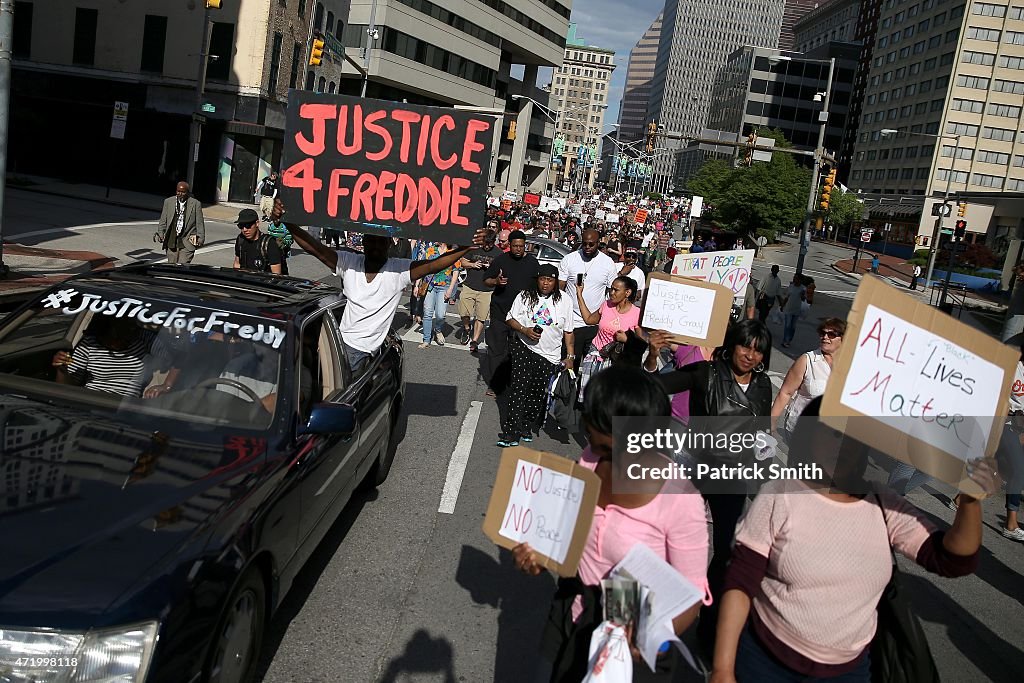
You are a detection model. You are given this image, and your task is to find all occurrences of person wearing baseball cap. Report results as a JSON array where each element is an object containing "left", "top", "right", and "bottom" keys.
[{"left": 233, "top": 208, "right": 283, "bottom": 274}]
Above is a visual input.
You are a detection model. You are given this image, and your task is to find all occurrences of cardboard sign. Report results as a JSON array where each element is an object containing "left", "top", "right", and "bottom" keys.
[
  {"left": 821, "top": 277, "right": 1018, "bottom": 497},
  {"left": 483, "top": 447, "right": 601, "bottom": 576},
  {"left": 279, "top": 92, "right": 493, "bottom": 243},
  {"left": 523, "top": 192, "right": 541, "bottom": 206},
  {"left": 635, "top": 208, "right": 649, "bottom": 225},
  {"left": 503, "top": 190, "right": 519, "bottom": 202},
  {"left": 670, "top": 250, "right": 754, "bottom": 305},
  {"left": 606, "top": 213, "right": 620, "bottom": 223},
  {"left": 594, "top": 209, "right": 607, "bottom": 220},
  {"left": 639, "top": 273, "right": 734, "bottom": 346},
  {"left": 501, "top": 199, "right": 512, "bottom": 211}
]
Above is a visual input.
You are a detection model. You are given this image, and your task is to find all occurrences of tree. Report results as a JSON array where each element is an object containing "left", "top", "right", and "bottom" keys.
[
  {"left": 827, "top": 187, "right": 862, "bottom": 236},
  {"left": 686, "top": 158, "right": 732, "bottom": 220}
]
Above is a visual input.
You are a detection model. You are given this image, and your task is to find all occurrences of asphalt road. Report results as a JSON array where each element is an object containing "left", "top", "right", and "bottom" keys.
[{"left": 5, "top": 191, "right": 1023, "bottom": 681}]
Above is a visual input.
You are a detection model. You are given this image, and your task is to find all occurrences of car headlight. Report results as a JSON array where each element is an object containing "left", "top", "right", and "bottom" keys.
[{"left": 0, "top": 621, "right": 158, "bottom": 682}]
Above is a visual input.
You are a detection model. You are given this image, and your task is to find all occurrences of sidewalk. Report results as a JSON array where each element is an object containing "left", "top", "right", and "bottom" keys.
[{"left": 1, "top": 175, "right": 253, "bottom": 295}]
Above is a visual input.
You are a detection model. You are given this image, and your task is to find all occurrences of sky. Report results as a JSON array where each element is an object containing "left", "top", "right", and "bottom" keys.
[{"left": 564, "top": 0, "right": 666, "bottom": 124}]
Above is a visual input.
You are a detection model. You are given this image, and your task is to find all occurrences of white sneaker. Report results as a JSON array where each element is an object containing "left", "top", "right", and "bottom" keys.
[{"left": 999, "top": 527, "right": 1024, "bottom": 542}]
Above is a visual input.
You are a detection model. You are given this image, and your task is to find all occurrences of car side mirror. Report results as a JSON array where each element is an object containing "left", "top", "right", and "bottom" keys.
[{"left": 301, "top": 403, "right": 356, "bottom": 437}]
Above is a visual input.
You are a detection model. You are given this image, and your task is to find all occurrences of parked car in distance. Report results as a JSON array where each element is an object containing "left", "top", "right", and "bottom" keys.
[
  {"left": 0, "top": 264, "right": 405, "bottom": 683},
  {"left": 525, "top": 237, "right": 571, "bottom": 269}
]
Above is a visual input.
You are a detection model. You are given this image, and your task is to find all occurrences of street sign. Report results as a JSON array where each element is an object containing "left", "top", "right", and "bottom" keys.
[
  {"left": 110, "top": 101, "right": 128, "bottom": 140},
  {"left": 932, "top": 203, "right": 952, "bottom": 217},
  {"left": 860, "top": 229, "right": 873, "bottom": 243},
  {"left": 940, "top": 228, "right": 953, "bottom": 235},
  {"left": 201, "top": 103, "right": 216, "bottom": 113}
]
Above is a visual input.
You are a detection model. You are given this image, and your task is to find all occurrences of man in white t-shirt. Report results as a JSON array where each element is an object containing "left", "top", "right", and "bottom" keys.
[
  {"left": 557, "top": 228, "right": 619, "bottom": 360},
  {"left": 272, "top": 200, "right": 485, "bottom": 372}
]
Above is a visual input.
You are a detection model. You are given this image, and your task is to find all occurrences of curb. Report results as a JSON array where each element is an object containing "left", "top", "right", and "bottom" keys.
[{"left": 11, "top": 184, "right": 244, "bottom": 222}]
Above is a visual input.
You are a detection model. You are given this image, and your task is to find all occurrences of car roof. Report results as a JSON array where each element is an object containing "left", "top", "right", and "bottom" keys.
[
  {"left": 525, "top": 237, "right": 569, "bottom": 253},
  {"left": 63, "top": 264, "right": 342, "bottom": 315}
]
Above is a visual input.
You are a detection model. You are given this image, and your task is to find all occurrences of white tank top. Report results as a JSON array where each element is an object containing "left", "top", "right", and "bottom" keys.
[{"left": 784, "top": 350, "right": 832, "bottom": 432}]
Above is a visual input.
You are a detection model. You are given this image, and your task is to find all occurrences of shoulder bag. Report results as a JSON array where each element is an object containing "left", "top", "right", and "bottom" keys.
[{"left": 871, "top": 494, "right": 941, "bottom": 683}]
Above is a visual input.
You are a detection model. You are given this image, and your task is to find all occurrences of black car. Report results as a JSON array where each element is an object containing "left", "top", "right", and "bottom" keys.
[{"left": 0, "top": 264, "right": 405, "bottom": 682}]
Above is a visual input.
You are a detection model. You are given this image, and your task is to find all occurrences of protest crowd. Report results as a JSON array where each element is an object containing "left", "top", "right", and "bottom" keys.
[{"left": 210, "top": 94, "right": 1020, "bottom": 682}]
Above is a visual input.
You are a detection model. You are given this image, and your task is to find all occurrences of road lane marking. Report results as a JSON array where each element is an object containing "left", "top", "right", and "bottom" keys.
[{"left": 438, "top": 400, "right": 483, "bottom": 514}]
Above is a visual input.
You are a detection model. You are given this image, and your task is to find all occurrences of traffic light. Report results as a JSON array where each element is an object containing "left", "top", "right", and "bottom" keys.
[
  {"left": 744, "top": 131, "right": 757, "bottom": 166},
  {"left": 819, "top": 166, "right": 837, "bottom": 212},
  {"left": 206, "top": 0, "right": 222, "bottom": 8},
  {"left": 954, "top": 219, "right": 967, "bottom": 239},
  {"left": 309, "top": 37, "right": 325, "bottom": 66},
  {"left": 646, "top": 121, "right": 657, "bottom": 152},
  {"left": 957, "top": 201, "right": 967, "bottom": 217},
  {"left": 507, "top": 120, "right": 517, "bottom": 141}
]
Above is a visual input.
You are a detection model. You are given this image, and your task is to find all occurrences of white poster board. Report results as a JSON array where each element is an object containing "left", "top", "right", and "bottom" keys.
[
  {"left": 670, "top": 249, "right": 755, "bottom": 305},
  {"left": 689, "top": 196, "right": 704, "bottom": 218},
  {"left": 640, "top": 274, "right": 733, "bottom": 346},
  {"left": 595, "top": 209, "right": 607, "bottom": 220},
  {"left": 606, "top": 213, "right": 620, "bottom": 223}
]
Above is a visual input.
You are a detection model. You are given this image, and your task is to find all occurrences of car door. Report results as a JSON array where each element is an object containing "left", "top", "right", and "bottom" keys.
[{"left": 295, "top": 312, "right": 361, "bottom": 545}]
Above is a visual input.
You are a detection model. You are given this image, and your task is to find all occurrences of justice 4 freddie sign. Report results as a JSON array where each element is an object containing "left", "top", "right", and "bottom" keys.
[{"left": 279, "top": 92, "right": 494, "bottom": 243}]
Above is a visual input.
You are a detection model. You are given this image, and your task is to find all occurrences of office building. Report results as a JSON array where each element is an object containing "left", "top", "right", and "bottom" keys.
[
  {"left": 619, "top": 13, "right": 662, "bottom": 144},
  {"left": 548, "top": 23, "right": 615, "bottom": 191},
  {"left": 850, "top": 0, "right": 1024, "bottom": 249},
  {"left": 341, "top": 0, "right": 573, "bottom": 193},
  {"left": 781, "top": 0, "right": 824, "bottom": 49},
  {"left": 649, "top": 0, "right": 787, "bottom": 190},
  {"left": 793, "top": 0, "right": 862, "bottom": 51},
  {"left": 10, "top": 0, "right": 351, "bottom": 202},
  {"left": 708, "top": 43, "right": 858, "bottom": 156}
]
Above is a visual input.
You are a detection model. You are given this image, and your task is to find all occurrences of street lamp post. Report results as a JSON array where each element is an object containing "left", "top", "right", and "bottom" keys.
[
  {"left": 360, "top": 0, "right": 381, "bottom": 98},
  {"left": 186, "top": 4, "right": 214, "bottom": 190},
  {"left": 613, "top": 123, "right": 622, "bottom": 194},
  {"left": 881, "top": 128, "right": 959, "bottom": 305},
  {"left": 784, "top": 55, "right": 836, "bottom": 279}
]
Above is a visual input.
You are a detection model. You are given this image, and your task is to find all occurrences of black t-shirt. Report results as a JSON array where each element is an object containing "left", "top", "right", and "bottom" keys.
[
  {"left": 463, "top": 246, "right": 499, "bottom": 292},
  {"left": 235, "top": 234, "right": 283, "bottom": 272},
  {"left": 260, "top": 176, "right": 278, "bottom": 197},
  {"left": 484, "top": 252, "right": 539, "bottom": 314}
]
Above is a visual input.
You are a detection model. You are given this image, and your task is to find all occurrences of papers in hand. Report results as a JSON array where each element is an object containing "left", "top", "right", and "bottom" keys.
[
  {"left": 755, "top": 431, "right": 778, "bottom": 461},
  {"left": 609, "top": 543, "right": 705, "bottom": 673}
]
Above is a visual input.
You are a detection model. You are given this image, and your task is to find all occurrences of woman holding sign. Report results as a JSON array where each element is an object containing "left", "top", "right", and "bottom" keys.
[
  {"left": 575, "top": 276, "right": 642, "bottom": 400},
  {"left": 646, "top": 319, "right": 773, "bottom": 659},
  {"left": 498, "top": 264, "right": 576, "bottom": 447},
  {"left": 512, "top": 366, "right": 710, "bottom": 681},
  {"left": 710, "top": 397, "right": 999, "bottom": 683}
]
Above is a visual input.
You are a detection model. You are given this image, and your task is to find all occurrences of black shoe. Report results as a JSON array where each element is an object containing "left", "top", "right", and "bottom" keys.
[{"left": 497, "top": 434, "right": 520, "bottom": 448}]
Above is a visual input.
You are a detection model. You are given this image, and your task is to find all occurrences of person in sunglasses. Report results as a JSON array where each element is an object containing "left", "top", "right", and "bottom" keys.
[
  {"left": 770, "top": 317, "right": 846, "bottom": 444},
  {"left": 618, "top": 250, "right": 646, "bottom": 298},
  {"left": 233, "top": 208, "right": 283, "bottom": 274}
]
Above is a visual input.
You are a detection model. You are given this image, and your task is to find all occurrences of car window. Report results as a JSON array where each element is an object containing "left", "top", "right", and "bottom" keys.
[
  {"left": 0, "top": 286, "right": 286, "bottom": 429},
  {"left": 298, "top": 312, "right": 344, "bottom": 416},
  {"left": 539, "top": 246, "right": 562, "bottom": 261}
]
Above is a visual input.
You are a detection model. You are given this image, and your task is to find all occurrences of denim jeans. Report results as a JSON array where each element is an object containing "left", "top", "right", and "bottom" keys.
[
  {"left": 339, "top": 337, "right": 373, "bottom": 375},
  {"left": 736, "top": 625, "right": 870, "bottom": 682},
  {"left": 996, "top": 423, "right": 1024, "bottom": 512},
  {"left": 783, "top": 313, "right": 799, "bottom": 344},
  {"left": 422, "top": 287, "right": 449, "bottom": 343}
]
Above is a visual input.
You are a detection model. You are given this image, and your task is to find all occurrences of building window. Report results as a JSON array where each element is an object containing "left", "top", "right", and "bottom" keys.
[
  {"left": 941, "top": 145, "right": 973, "bottom": 160},
  {"left": 314, "top": 2, "right": 324, "bottom": 30},
  {"left": 961, "top": 51, "right": 994, "bottom": 66},
  {"left": 916, "top": 167, "right": 930, "bottom": 179},
  {"left": 140, "top": 15, "right": 167, "bottom": 73},
  {"left": 982, "top": 126, "right": 1015, "bottom": 141},
  {"left": 1007, "top": 31, "right": 1024, "bottom": 46},
  {"left": 972, "top": 173, "right": 1004, "bottom": 188},
  {"left": 993, "top": 79, "right": 1024, "bottom": 94},
  {"left": 973, "top": 3, "right": 1006, "bottom": 17},
  {"left": 988, "top": 103, "right": 1022, "bottom": 118},
  {"left": 328, "top": 81, "right": 336, "bottom": 94},
  {"left": 1012, "top": 155, "right": 1024, "bottom": 168},
  {"left": 326, "top": 11, "right": 334, "bottom": 35},
  {"left": 957, "top": 75, "right": 990, "bottom": 89},
  {"left": 207, "top": 22, "right": 234, "bottom": 81},
  {"left": 289, "top": 42, "right": 302, "bottom": 88},
  {"left": 966, "top": 27, "right": 1001, "bottom": 41},
  {"left": 318, "top": 76, "right": 326, "bottom": 92},
  {"left": 945, "top": 122, "right": 979, "bottom": 136},
  {"left": 936, "top": 168, "right": 969, "bottom": 183},
  {"left": 73, "top": 7, "right": 98, "bottom": 66},
  {"left": 268, "top": 33, "right": 282, "bottom": 94},
  {"left": 1000, "top": 55, "right": 1024, "bottom": 69},
  {"left": 977, "top": 150, "right": 1010, "bottom": 165},
  {"left": 298, "top": 0, "right": 307, "bottom": 18},
  {"left": 12, "top": 1, "right": 32, "bottom": 59},
  {"left": 951, "top": 98, "right": 984, "bottom": 113}
]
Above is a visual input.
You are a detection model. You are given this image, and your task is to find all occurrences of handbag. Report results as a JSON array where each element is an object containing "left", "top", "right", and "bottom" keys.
[
  {"left": 414, "top": 276, "right": 430, "bottom": 298},
  {"left": 871, "top": 494, "right": 941, "bottom": 683}
]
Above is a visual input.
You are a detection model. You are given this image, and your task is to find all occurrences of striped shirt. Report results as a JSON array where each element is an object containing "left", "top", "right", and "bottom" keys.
[{"left": 67, "top": 333, "right": 167, "bottom": 397}]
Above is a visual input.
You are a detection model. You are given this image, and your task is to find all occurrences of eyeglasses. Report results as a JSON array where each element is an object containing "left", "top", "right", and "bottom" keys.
[
  {"left": 625, "top": 253, "right": 638, "bottom": 259},
  {"left": 238, "top": 223, "right": 257, "bottom": 230},
  {"left": 819, "top": 330, "right": 841, "bottom": 339}
]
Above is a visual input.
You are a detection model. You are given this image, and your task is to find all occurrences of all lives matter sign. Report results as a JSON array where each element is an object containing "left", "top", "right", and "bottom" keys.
[
  {"left": 483, "top": 447, "right": 600, "bottom": 576},
  {"left": 279, "top": 92, "right": 494, "bottom": 243},
  {"left": 821, "top": 276, "right": 1017, "bottom": 497}
]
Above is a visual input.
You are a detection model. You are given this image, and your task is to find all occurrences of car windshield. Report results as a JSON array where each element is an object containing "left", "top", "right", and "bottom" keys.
[{"left": 0, "top": 286, "right": 287, "bottom": 429}]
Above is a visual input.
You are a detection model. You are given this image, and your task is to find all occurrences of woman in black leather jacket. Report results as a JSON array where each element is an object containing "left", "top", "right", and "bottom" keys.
[{"left": 645, "top": 318, "right": 773, "bottom": 660}]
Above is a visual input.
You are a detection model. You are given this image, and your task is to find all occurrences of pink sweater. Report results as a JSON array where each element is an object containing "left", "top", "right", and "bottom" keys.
[
  {"left": 732, "top": 480, "right": 936, "bottom": 666},
  {"left": 572, "top": 446, "right": 711, "bottom": 621}
]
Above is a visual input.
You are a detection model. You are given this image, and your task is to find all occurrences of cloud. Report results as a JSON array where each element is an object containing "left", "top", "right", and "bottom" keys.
[{"left": 567, "top": 0, "right": 665, "bottom": 122}]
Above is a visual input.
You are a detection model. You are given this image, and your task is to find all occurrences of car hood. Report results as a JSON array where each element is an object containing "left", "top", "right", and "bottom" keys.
[{"left": 0, "top": 395, "right": 274, "bottom": 626}]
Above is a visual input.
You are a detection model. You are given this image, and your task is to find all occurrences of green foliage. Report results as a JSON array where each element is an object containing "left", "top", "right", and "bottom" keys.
[
  {"left": 685, "top": 131, "right": 810, "bottom": 236},
  {"left": 645, "top": 192, "right": 663, "bottom": 200},
  {"left": 826, "top": 187, "right": 861, "bottom": 230}
]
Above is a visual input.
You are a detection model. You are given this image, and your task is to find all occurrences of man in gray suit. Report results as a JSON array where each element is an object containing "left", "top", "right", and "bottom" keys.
[{"left": 153, "top": 181, "right": 206, "bottom": 263}]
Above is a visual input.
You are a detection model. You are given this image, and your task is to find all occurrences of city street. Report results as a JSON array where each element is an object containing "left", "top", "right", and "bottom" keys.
[{"left": 1, "top": 191, "right": 1021, "bottom": 682}]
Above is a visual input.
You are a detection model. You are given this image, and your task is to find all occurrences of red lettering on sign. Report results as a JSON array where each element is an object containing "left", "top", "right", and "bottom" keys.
[
  {"left": 350, "top": 173, "right": 378, "bottom": 222},
  {"left": 391, "top": 110, "right": 421, "bottom": 163},
  {"left": 374, "top": 170, "right": 397, "bottom": 221},
  {"left": 860, "top": 317, "right": 883, "bottom": 355},
  {"left": 337, "top": 105, "right": 363, "bottom": 156},
  {"left": 327, "top": 168, "right": 359, "bottom": 217},
  {"left": 363, "top": 109, "right": 393, "bottom": 162},
  {"left": 450, "top": 177, "right": 472, "bottom": 226},
  {"left": 461, "top": 119, "right": 490, "bottom": 173},
  {"left": 281, "top": 158, "right": 323, "bottom": 212},
  {"left": 417, "top": 114, "right": 432, "bottom": 166},
  {"left": 394, "top": 173, "right": 418, "bottom": 222},
  {"left": 514, "top": 464, "right": 542, "bottom": 493},
  {"left": 295, "top": 103, "right": 336, "bottom": 156},
  {"left": 850, "top": 370, "right": 893, "bottom": 413},
  {"left": 502, "top": 503, "right": 534, "bottom": 533},
  {"left": 430, "top": 115, "right": 457, "bottom": 171}
]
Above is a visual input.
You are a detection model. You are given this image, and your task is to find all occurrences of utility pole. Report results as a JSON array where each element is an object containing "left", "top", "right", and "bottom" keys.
[
  {"left": 360, "top": 0, "right": 379, "bottom": 98},
  {"left": 795, "top": 57, "right": 835, "bottom": 278},
  {"left": 186, "top": 4, "right": 213, "bottom": 190},
  {"left": 0, "top": 0, "right": 14, "bottom": 277}
]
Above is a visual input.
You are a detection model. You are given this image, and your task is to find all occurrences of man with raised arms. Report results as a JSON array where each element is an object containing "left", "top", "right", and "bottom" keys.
[{"left": 270, "top": 199, "right": 486, "bottom": 373}]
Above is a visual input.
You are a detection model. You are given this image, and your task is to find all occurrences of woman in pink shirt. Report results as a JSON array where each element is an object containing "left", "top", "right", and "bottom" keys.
[
  {"left": 711, "top": 397, "right": 999, "bottom": 683},
  {"left": 513, "top": 366, "right": 710, "bottom": 682},
  {"left": 575, "top": 276, "right": 642, "bottom": 399}
]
